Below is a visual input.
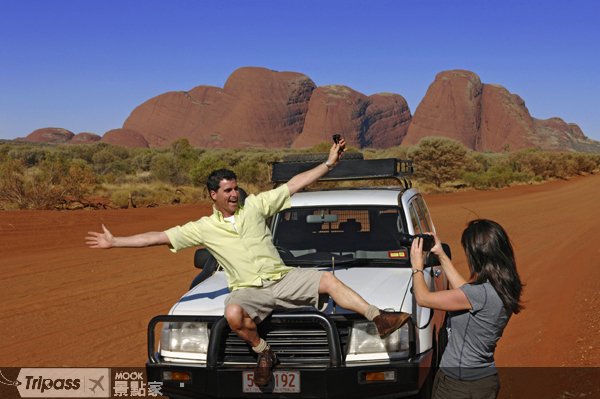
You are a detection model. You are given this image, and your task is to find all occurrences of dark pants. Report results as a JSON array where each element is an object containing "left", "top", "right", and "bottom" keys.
[{"left": 432, "top": 369, "right": 500, "bottom": 399}]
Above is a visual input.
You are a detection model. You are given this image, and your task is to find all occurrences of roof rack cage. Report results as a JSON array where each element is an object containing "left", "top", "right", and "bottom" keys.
[{"left": 270, "top": 158, "right": 414, "bottom": 189}]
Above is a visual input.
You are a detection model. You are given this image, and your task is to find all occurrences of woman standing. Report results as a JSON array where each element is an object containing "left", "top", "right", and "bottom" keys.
[{"left": 411, "top": 219, "right": 524, "bottom": 399}]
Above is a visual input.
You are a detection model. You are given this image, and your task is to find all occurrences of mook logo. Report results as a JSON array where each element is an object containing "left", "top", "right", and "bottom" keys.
[{"left": 16, "top": 368, "right": 110, "bottom": 398}]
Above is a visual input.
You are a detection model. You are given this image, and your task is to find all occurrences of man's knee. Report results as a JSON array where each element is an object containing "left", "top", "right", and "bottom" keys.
[
  {"left": 225, "top": 304, "right": 244, "bottom": 329},
  {"left": 319, "top": 271, "right": 342, "bottom": 293}
]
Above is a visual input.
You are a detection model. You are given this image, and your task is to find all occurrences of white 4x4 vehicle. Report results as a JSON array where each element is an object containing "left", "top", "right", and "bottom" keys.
[{"left": 146, "top": 157, "right": 450, "bottom": 399}]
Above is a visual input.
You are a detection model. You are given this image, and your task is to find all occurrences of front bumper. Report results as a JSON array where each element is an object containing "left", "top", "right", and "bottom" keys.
[{"left": 147, "top": 313, "right": 433, "bottom": 399}]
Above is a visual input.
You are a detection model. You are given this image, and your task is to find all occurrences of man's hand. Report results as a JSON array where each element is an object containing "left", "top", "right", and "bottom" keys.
[
  {"left": 86, "top": 224, "right": 114, "bottom": 249},
  {"left": 287, "top": 138, "right": 348, "bottom": 196},
  {"left": 327, "top": 138, "right": 347, "bottom": 167}
]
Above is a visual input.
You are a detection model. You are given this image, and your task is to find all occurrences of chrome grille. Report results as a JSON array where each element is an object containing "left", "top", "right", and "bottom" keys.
[{"left": 218, "top": 321, "right": 351, "bottom": 366}]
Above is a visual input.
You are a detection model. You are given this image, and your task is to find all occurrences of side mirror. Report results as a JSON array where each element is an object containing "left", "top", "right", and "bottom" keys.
[
  {"left": 190, "top": 248, "right": 218, "bottom": 290},
  {"left": 424, "top": 243, "right": 452, "bottom": 267}
]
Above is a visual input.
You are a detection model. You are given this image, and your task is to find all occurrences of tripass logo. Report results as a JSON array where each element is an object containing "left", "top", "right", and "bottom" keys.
[{"left": 16, "top": 368, "right": 110, "bottom": 398}]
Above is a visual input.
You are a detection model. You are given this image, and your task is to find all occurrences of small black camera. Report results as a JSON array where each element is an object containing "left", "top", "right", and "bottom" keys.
[
  {"left": 332, "top": 134, "right": 341, "bottom": 144},
  {"left": 399, "top": 233, "right": 435, "bottom": 252}
]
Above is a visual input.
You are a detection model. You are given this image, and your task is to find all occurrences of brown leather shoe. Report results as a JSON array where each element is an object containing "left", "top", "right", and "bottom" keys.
[
  {"left": 253, "top": 348, "right": 278, "bottom": 386},
  {"left": 373, "top": 310, "right": 410, "bottom": 339}
]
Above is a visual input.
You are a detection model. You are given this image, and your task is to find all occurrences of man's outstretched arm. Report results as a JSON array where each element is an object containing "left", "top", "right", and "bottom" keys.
[
  {"left": 86, "top": 224, "right": 171, "bottom": 249},
  {"left": 287, "top": 139, "right": 347, "bottom": 196}
]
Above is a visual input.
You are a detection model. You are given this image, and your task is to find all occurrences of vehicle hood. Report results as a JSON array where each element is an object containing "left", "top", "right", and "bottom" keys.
[{"left": 168, "top": 267, "right": 415, "bottom": 316}]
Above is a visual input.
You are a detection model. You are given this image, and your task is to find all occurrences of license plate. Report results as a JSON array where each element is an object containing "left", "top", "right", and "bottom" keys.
[{"left": 242, "top": 371, "right": 300, "bottom": 393}]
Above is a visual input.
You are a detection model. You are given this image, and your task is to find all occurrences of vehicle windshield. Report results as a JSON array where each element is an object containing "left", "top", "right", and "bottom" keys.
[{"left": 272, "top": 206, "right": 411, "bottom": 267}]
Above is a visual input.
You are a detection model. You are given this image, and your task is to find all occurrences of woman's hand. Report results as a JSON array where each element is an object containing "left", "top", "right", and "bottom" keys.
[
  {"left": 410, "top": 237, "right": 425, "bottom": 271},
  {"left": 424, "top": 232, "right": 444, "bottom": 258}
]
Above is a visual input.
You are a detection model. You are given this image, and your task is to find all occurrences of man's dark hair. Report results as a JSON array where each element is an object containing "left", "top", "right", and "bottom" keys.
[{"left": 207, "top": 169, "right": 237, "bottom": 193}]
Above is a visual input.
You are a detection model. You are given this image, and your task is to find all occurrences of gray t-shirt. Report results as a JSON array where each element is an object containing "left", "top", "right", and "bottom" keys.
[{"left": 439, "top": 281, "right": 511, "bottom": 381}]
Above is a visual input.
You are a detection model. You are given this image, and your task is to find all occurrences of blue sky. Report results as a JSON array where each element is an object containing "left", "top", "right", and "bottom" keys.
[{"left": 1, "top": 0, "right": 599, "bottom": 142}]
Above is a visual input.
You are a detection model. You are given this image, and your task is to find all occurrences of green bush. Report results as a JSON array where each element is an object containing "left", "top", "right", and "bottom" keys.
[
  {"left": 8, "top": 146, "right": 47, "bottom": 166},
  {"left": 0, "top": 153, "right": 97, "bottom": 210},
  {"left": 409, "top": 137, "right": 468, "bottom": 188},
  {"left": 189, "top": 156, "right": 229, "bottom": 187},
  {"left": 233, "top": 160, "right": 269, "bottom": 186}
]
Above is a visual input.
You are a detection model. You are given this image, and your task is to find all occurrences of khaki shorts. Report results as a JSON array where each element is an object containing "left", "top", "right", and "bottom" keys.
[{"left": 224, "top": 268, "right": 329, "bottom": 323}]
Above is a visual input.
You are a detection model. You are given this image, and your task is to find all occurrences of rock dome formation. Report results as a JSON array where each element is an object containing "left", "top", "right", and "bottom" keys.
[
  {"left": 19, "top": 67, "right": 599, "bottom": 153},
  {"left": 404, "top": 70, "right": 600, "bottom": 152},
  {"left": 17, "top": 128, "right": 75, "bottom": 144},
  {"left": 123, "top": 67, "right": 317, "bottom": 148},
  {"left": 71, "top": 132, "right": 101, "bottom": 144},
  {"left": 100, "top": 129, "right": 149, "bottom": 148}
]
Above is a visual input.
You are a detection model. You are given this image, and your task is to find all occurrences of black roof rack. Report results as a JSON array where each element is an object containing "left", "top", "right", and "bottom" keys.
[{"left": 270, "top": 158, "right": 414, "bottom": 189}]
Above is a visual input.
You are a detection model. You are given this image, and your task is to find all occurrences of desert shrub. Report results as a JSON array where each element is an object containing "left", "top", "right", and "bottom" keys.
[
  {"left": 0, "top": 144, "right": 12, "bottom": 157},
  {"left": 92, "top": 150, "right": 119, "bottom": 174},
  {"left": 512, "top": 172, "right": 534, "bottom": 183},
  {"left": 486, "top": 165, "right": 515, "bottom": 188},
  {"left": 150, "top": 154, "right": 177, "bottom": 183},
  {"left": 0, "top": 154, "right": 97, "bottom": 210},
  {"left": 170, "top": 138, "right": 193, "bottom": 155},
  {"left": 104, "top": 143, "right": 131, "bottom": 160},
  {"left": 509, "top": 150, "right": 550, "bottom": 177},
  {"left": 572, "top": 153, "right": 595, "bottom": 174},
  {"left": 150, "top": 145, "right": 199, "bottom": 185},
  {"left": 233, "top": 160, "right": 270, "bottom": 187},
  {"left": 371, "top": 145, "right": 412, "bottom": 160},
  {"left": 109, "top": 160, "right": 135, "bottom": 176},
  {"left": 189, "top": 156, "right": 229, "bottom": 187},
  {"left": 409, "top": 137, "right": 468, "bottom": 187},
  {"left": 109, "top": 183, "right": 207, "bottom": 208},
  {"left": 8, "top": 146, "right": 47, "bottom": 166},
  {"left": 587, "top": 154, "right": 600, "bottom": 169},
  {"left": 461, "top": 171, "right": 487, "bottom": 189},
  {"left": 177, "top": 150, "right": 200, "bottom": 172},
  {"left": 104, "top": 172, "right": 117, "bottom": 184},
  {"left": 131, "top": 150, "right": 155, "bottom": 172},
  {"left": 61, "top": 144, "right": 101, "bottom": 163}
]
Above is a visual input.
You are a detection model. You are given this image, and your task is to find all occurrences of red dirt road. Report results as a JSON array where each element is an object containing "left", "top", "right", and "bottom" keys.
[{"left": 2, "top": 174, "right": 600, "bottom": 397}]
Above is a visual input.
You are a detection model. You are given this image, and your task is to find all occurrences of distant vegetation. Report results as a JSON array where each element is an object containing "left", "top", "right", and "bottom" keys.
[{"left": 1, "top": 138, "right": 599, "bottom": 210}]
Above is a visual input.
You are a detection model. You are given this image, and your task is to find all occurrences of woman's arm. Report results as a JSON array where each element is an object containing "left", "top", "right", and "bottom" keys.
[
  {"left": 86, "top": 224, "right": 171, "bottom": 249},
  {"left": 411, "top": 238, "right": 472, "bottom": 311}
]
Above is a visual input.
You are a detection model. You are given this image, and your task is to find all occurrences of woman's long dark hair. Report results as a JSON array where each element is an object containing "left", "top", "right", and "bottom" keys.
[{"left": 461, "top": 219, "right": 524, "bottom": 314}]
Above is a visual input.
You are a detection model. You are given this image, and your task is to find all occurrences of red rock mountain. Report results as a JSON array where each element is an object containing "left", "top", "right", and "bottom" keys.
[
  {"left": 122, "top": 67, "right": 411, "bottom": 150},
  {"left": 19, "top": 67, "right": 599, "bottom": 153},
  {"left": 292, "top": 86, "right": 411, "bottom": 149},
  {"left": 123, "top": 68, "right": 317, "bottom": 148},
  {"left": 101, "top": 129, "right": 149, "bottom": 148},
  {"left": 404, "top": 70, "right": 600, "bottom": 152},
  {"left": 71, "top": 132, "right": 101, "bottom": 144},
  {"left": 17, "top": 128, "right": 75, "bottom": 144}
]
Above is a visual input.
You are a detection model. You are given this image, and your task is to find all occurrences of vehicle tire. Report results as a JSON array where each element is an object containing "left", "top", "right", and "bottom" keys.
[{"left": 282, "top": 152, "right": 363, "bottom": 163}]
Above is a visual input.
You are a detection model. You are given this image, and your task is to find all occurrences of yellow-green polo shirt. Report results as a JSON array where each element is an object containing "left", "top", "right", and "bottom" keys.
[{"left": 165, "top": 184, "right": 294, "bottom": 291}]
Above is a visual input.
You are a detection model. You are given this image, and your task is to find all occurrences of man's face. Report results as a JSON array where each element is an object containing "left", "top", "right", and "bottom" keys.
[{"left": 211, "top": 179, "right": 239, "bottom": 218}]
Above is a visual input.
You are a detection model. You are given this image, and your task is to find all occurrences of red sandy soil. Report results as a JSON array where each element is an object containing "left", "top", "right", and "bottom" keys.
[{"left": 2, "top": 174, "right": 600, "bottom": 398}]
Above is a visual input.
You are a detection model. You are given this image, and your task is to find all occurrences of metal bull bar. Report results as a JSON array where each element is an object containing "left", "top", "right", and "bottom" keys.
[{"left": 147, "top": 311, "right": 343, "bottom": 368}]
